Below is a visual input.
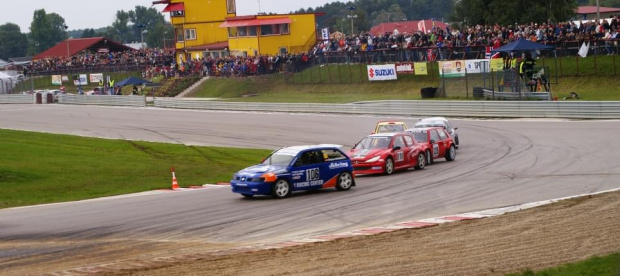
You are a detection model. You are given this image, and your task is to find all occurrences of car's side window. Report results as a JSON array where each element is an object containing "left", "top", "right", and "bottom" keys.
[
  {"left": 403, "top": 135, "right": 414, "bottom": 146},
  {"left": 393, "top": 136, "right": 405, "bottom": 148},
  {"left": 296, "top": 150, "right": 324, "bottom": 167},
  {"left": 438, "top": 129, "right": 448, "bottom": 140},
  {"left": 322, "top": 149, "right": 347, "bottom": 162},
  {"left": 430, "top": 130, "right": 440, "bottom": 142}
]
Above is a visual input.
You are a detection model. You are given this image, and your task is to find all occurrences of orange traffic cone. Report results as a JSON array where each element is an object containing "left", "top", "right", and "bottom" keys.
[{"left": 171, "top": 167, "right": 179, "bottom": 190}]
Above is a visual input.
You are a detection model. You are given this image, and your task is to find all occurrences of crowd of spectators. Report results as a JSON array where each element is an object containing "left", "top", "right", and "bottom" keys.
[
  {"left": 25, "top": 16, "right": 620, "bottom": 78},
  {"left": 315, "top": 16, "right": 620, "bottom": 61},
  {"left": 27, "top": 48, "right": 176, "bottom": 74}
]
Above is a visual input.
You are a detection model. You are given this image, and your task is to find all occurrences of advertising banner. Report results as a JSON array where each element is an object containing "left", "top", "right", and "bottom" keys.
[
  {"left": 51, "top": 75, "right": 62, "bottom": 85},
  {"left": 464, "top": 59, "right": 489, "bottom": 74},
  {"left": 464, "top": 59, "right": 504, "bottom": 74},
  {"left": 89, "top": 73, "right": 103, "bottom": 83},
  {"left": 414, "top": 62, "right": 428, "bottom": 75},
  {"left": 73, "top": 74, "right": 88, "bottom": 86},
  {"left": 395, "top": 63, "right": 414, "bottom": 74},
  {"left": 321, "top": 28, "right": 329, "bottom": 41},
  {"left": 438, "top": 60, "right": 465, "bottom": 77},
  {"left": 367, "top": 64, "right": 397, "bottom": 81},
  {"left": 61, "top": 75, "right": 69, "bottom": 82},
  {"left": 490, "top": 58, "right": 504, "bottom": 71}
]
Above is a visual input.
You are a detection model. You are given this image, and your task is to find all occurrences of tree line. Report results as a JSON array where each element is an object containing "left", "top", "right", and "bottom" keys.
[
  {"left": 0, "top": 6, "right": 174, "bottom": 61},
  {"left": 299, "top": 0, "right": 617, "bottom": 35}
]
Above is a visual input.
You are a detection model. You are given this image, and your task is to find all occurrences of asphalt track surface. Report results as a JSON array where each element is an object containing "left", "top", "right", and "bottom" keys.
[{"left": 1, "top": 104, "right": 620, "bottom": 272}]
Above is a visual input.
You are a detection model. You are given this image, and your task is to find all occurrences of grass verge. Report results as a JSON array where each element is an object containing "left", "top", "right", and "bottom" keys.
[
  {"left": 192, "top": 55, "right": 620, "bottom": 102},
  {"left": 0, "top": 129, "right": 270, "bottom": 209},
  {"left": 507, "top": 252, "right": 620, "bottom": 276}
]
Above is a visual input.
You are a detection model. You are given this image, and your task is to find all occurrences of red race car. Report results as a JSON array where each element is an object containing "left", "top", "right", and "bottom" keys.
[
  {"left": 348, "top": 133, "right": 429, "bottom": 175},
  {"left": 405, "top": 127, "right": 456, "bottom": 165}
]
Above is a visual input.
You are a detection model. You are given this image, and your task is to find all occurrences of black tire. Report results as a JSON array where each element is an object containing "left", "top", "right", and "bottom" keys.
[
  {"left": 384, "top": 157, "right": 394, "bottom": 175},
  {"left": 241, "top": 194, "right": 254, "bottom": 198},
  {"left": 336, "top": 171, "right": 353, "bottom": 191},
  {"left": 425, "top": 149, "right": 433, "bottom": 165},
  {"left": 414, "top": 152, "right": 426, "bottom": 170},
  {"left": 271, "top": 179, "right": 291, "bottom": 199},
  {"left": 445, "top": 145, "right": 456, "bottom": 161}
]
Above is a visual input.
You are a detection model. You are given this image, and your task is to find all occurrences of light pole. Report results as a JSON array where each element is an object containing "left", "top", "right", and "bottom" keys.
[
  {"left": 347, "top": 6, "right": 357, "bottom": 36},
  {"left": 137, "top": 24, "right": 146, "bottom": 48},
  {"left": 64, "top": 25, "right": 69, "bottom": 58},
  {"left": 163, "top": 31, "right": 167, "bottom": 49},
  {"left": 141, "top": 30, "right": 148, "bottom": 48}
]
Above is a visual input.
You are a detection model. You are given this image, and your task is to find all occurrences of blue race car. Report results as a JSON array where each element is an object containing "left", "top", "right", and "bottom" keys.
[{"left": 231, "top": 145, "right": 355, "bottom": 198}]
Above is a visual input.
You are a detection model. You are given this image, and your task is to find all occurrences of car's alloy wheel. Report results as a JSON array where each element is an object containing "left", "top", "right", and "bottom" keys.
[
  {"left": 446, "top": 145, "right": 456, "bottom": 161},
  {"left": 336, "top": 172, "right": 353, "bottom": 191},
  {"left": 384, "top": 158, "right": 394, "bottom": 175},
  {"left": 272, "top": 179, "right": 291, "bottom": 198},
  {"left": 414, "top": 153, "right": 426, "bottom": 170}
]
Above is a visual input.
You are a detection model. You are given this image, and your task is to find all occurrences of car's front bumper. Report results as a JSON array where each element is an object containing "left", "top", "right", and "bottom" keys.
[
  {"left": 351, "top": 160, "right": 385, "bottom": 175},
  {"left": 230, "top": 180, "right": 273, "bottom": 195}
]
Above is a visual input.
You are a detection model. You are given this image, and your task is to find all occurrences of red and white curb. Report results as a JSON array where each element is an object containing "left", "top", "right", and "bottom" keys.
[{"left": 51, "top": 187, "right": 620, "bottom": 275}]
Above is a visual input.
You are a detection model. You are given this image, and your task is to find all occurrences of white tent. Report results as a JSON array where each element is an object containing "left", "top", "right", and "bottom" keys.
[{"left": 0, "top": 71, "right": 17, "bottom": 94}]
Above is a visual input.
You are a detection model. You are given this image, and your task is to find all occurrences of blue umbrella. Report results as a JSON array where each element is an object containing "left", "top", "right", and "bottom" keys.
[{"left": 115, "top": 76, "right": 152, "bottom": 87}]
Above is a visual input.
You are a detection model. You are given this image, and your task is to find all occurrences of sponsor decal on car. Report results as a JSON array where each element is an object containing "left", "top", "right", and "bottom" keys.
[
  {"left": 294, "top": 180, "right": 324, "bottom": 188},
  {"left": 329, "top": 162, "right": 349, "bottom": 169}
]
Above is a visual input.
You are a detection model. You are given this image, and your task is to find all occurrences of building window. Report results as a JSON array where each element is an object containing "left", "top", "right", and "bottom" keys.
[
  {"left": 281, "top": 23, "right": 289, "bottom": 34},
  {"left": 227, "top": 0, "right": 236, "bottom": 14},
  {"left": 228, "top": 27, "right": 237, "bottom": 38},
  {"left": 171, "top": 10, "right": 184, "bottom": 17},
  {"left": 185, "top": 29, "right": 196, "bottom": 40},
  {"left": 176, "top": 28, "right": 184, "bottom": 42},
  {"left": 260, "top": 25, "right": 273, "bottom": 36},
  {"left": 238, "top": 27, "right": 247, "bottom": 37},
  {"left": 259, "top": 24, "right": 290, "bottom": 36},
  {"left": 248, "top": 26, "right": 257, "bottom": 36}
]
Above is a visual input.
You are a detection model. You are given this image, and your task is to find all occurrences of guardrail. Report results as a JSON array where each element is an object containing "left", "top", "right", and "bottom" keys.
[
  {"left": 154, "top": 98, "right": 620, "bottom": 119},
  {"left": 482, "top": 89, "right": 551, "bottom": 101},
  {"left": 0, "top": 94, "right": 33, "bottom": 104},
  {"left": 59, "top": 94, "right": 146, "bottom": 107}
]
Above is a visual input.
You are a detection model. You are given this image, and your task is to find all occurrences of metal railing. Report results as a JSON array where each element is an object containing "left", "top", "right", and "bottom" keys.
[
  {"left": 58, "top": 94, "right": 146, "bottom": 107},
  {"left": 153, "top": 98, "right": 620, "bottom": 119},
  {"left": 0, "top": 94, "right": 33, "bottom": 104}
]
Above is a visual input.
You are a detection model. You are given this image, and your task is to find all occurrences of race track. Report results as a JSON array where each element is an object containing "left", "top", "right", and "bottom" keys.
[{"left": 1, "top": 104, "right": 619, "bottom": 273}]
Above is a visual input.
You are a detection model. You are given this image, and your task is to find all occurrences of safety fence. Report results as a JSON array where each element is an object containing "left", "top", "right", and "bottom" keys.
[
  {"left": 58, "top": 94, "right": 146, "bottom": 107},
  {"left": 0, "top": 94, "right": 34, "bottom": 104},
  {"left": 153, "top": 98, "right": 620, "bottom": 119}
]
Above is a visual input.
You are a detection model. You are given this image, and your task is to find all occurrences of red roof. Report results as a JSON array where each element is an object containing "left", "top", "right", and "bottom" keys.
[
  {"left": 34, "top": 37, "right": 132, "bottom": 59},
  {"left": 577, "top": 6, "right": 620, "bottom": 14},
  {"left": 220, "top": 17, "right": 292, "bottom": 28},
  {"left": 369, "top": 20, "right": 450, "bottom": 36},
  {"left": 163, "top": 2, "right": 184, "bottom": 12}
]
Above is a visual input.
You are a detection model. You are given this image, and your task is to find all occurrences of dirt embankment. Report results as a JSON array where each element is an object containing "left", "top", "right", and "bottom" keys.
[{"left": 108, "top": 191, "right": 620, "bottom": 276}]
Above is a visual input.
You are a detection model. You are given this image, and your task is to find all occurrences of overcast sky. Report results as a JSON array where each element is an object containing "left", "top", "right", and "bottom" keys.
[{"left": 5, "top": 0, "right": 339, "bottom": 32}]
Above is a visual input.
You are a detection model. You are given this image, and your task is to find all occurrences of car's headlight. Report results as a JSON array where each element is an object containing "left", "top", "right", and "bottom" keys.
[
  {"left": 365, "top": 156, "right": 381, "bottom": 163},
  {"left": 261, "top": 172, "right": 277, "bottom": 182}
]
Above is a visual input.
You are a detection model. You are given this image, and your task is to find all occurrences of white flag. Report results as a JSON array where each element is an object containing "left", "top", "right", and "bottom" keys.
[{"left": 578, "top": 42, "right": 589, "bottom": 58}]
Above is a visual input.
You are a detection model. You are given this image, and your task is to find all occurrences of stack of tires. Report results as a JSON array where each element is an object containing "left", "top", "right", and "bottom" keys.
[{"left": 473, "top": 87, "right": 484, "bottom": 99}]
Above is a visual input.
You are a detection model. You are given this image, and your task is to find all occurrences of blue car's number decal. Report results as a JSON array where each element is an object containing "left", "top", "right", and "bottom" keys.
[
  {"left": 306, "top": 168, "right": 320, "bottom": 181},
  {"left": 294, "top": 168, "right": 324, "bottom": 188}
]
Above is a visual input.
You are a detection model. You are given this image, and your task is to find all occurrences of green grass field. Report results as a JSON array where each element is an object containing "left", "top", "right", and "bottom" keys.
[
  {"left": 0, "top": 129, "right": 270, "bottom": 209},
  {"left": 507, "top": 252, "right": 620, "bottom": 276}
]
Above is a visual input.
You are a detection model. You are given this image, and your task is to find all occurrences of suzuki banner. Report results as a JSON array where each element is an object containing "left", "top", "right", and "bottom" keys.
[{"left": 367, "top": 64, "right": 398, "bottom": 81}]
